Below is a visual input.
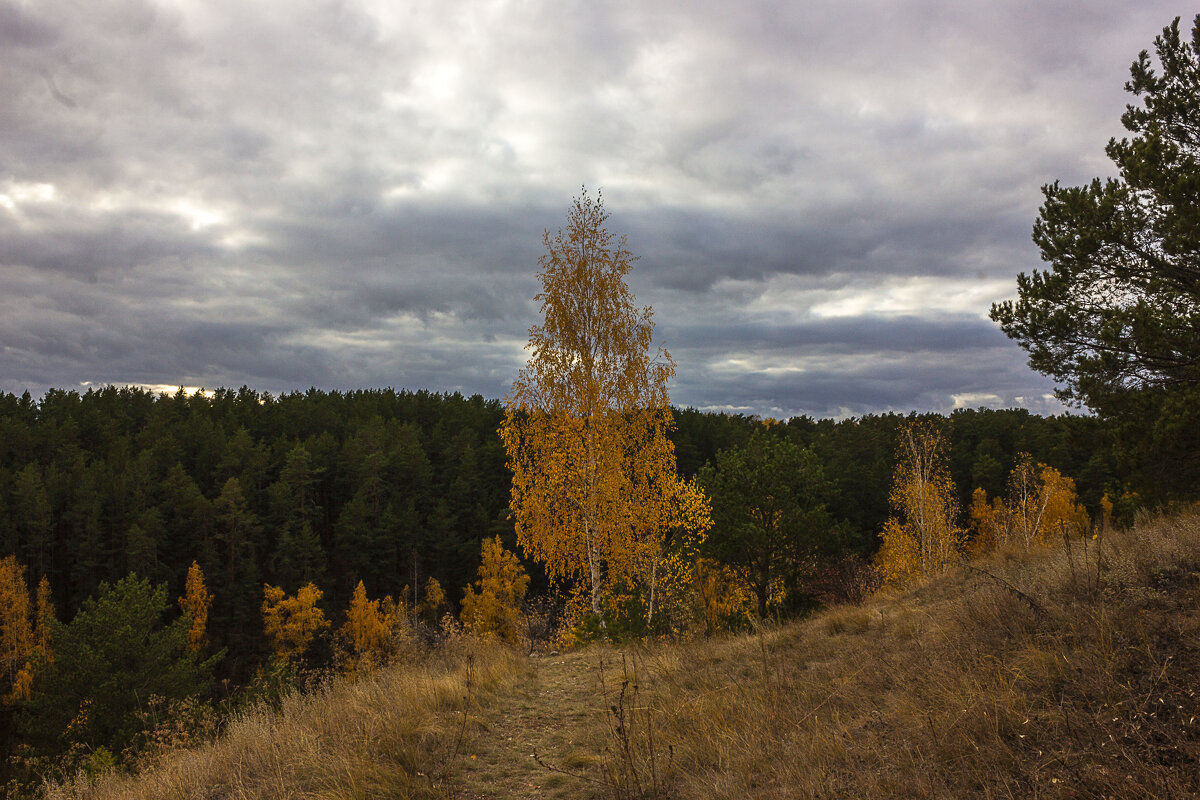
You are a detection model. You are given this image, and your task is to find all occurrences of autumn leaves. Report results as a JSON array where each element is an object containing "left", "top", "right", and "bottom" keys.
[
  {"left": 875, "top": 422, "right": 1094, "bottom": 587},
  {"left": 500, "top": 190, "right": 711, "bottom": 628},
  {"left": 500, "top": 190, "right": 1107, "bottom": 622},
  {"left": 0, "top": 557, "right": 53, "bottom": 704}
]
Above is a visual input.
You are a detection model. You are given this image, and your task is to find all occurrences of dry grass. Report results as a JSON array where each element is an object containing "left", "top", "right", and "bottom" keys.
[
  {"left": 627, "top": 508, "right": 1200, "bottom": 799},
  {"left": 43, "top": 639, "right": 526, "bottom": 800},
  {"left": 37, "top": 509, "right": 1200, "bottom": 799}
]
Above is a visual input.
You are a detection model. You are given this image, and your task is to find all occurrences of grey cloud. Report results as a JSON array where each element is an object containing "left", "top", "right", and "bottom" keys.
[
  {"left": 0, "top": 0, "right": 1187, "bottom": 417},
  {"left": 0, "top": 3, "right": 58, "bottom": 48},
  {"left": 673, "top": 344, "right": 1064, "bottom": 420},
  {"left": 620, "top": 202, "right": 1031, "bottom": 294},
  {"left": 0, "top": 209, "right": 222, "bottom": 279},
  {"left": 671, "top": 315, "right": 1004, "bottom": 355}
]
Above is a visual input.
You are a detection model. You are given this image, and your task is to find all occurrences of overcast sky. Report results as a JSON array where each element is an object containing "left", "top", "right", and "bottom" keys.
[{"left": 0, "top": 1, "right": 1191, "bottom": 419}]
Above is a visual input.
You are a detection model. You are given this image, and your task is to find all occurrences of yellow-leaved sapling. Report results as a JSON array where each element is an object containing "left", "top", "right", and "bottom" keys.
[
  {"left": 262, "top": 582, "right": 329, "bottom": 661},
  {"left": 460, "top": 536, "right": 530, "bottom": 644}
]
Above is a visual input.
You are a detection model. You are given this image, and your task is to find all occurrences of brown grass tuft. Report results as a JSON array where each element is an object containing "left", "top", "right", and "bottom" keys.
[{"left": 42, "top": 640, "right": 525, "bottom": 800}]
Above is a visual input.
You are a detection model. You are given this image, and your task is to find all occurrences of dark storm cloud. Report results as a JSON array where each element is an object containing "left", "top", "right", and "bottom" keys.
[
  {"left": 617, "top": 203, "right": 1032, "bottom": 293},
  {"left": 669, "top": 319, "right": 1066, "bottom": 420},
  {"left": 0, "top": 0, "right": 1191, "bottom": 416},
  {"left": 674, "top": 316, "right": 1001, "bottom": 355}
]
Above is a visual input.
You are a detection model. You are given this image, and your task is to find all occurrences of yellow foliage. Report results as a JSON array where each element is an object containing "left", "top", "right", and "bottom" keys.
[
  {"left": 554, "top": 587, "right": 599, "bottom": 650},
  {"left": 968, "top": 488, "right": 1008, "bottom": 554},
  {"left": 10, "top": 663, "right": 34, "bottom": 703},
  {"left": 1100, "top": 492, "right": 1115, "bottom": 529},
  {"left": 422, "top": 577, "right": 445, "bottom": 623},
  {"left": 970, "top": 456, "right": 1091, "bottom": 556},
  {"left": 460, "top": 536, "right": 530, "bottom": 644},
  {"left": 262, "top": 582, "right": 329, "bottom": 661},
  {"left": 500, "top": 190, "right": 697, "bottom": 616},
  {"left": 645, "top": 475, "right": 713, "bottom": 627},
  {"left": 380, "top": 594, "right": 406, "bottom": 634},
  {"left": 178, "top": 561, "right": 212, "bottom": 653},
  {"left": 9, "top": 573, "right": 55, "bottom": 703},
  {"left": 875, "top": 423, "right": 963, "bottom": 586},
  {"left": 695, "top": 558, "right": 753, "bottom": 632},
  {"left": 341, "top": 580, "right": 392, "bottom": 675},
  {"left": 672, "top": 475, "right": 714, "bottom": 534},
  {"left": 1007, "top": 454, "right": 1048, "bottom": 548},
  {"left": 638, "top": 483, "right": 728, "bottom": 635},
  {"left": 1038, "top": 466, "right": 1090, "bottom": 539},
  {"left": 876, "top": 517, "right": 920, "bottom": 587},
  {"left": 0, "top": 555, "right": 34, "bottom": 702},
  {"left": 649, "top": 545, "right": 701, "bottom": 634}
]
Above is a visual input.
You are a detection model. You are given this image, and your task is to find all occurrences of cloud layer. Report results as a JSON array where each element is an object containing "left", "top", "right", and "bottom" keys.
[{"left": 0, "top": 0, "right": 1190, "bottom": 417}]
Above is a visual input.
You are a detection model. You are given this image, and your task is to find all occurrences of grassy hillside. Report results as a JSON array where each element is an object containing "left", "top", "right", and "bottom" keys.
[
  {"left": 40, "top": 642, "right": 528, "bottom": 799},
  {"left": 40, "top": 510, "right": 1200, "bottom": 799},
  {"left": 636, "top": 509, "right": 1200, "bottom": 798}
]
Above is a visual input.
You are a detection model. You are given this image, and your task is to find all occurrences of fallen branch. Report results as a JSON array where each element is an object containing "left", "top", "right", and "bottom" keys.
[{"left": 962, "top": 564, "right": 1048, "bottom": 618}]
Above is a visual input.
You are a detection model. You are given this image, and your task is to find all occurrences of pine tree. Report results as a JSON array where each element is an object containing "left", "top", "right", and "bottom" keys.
[
  {"left": 18, "top": 575, "right": 215, "bottom": 759},
  {"left": 269, "top": 445, "right": 326, "bottom": 589},
  {"left": 698, "top": 430, "right": 831, "bottom": 618},
  {"left": 12, "top": 465, "right": 52, "bottom": 579}
]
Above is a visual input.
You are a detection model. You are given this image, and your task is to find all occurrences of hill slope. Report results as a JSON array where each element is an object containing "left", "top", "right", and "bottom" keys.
[
  {"left": 637, "top": 510, "right": 1200, "bottom": 798},
  {"left": 44, "top": 510, "right": 1200, "bottom": 799}
]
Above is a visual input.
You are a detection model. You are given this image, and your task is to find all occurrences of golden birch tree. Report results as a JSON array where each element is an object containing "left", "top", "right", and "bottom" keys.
[
  {"left": 969, "top": 457, "right": 1091, "bottom": 556},
  {"left": 1038, "top": 466, "right": 1090, "bottom": 540},
  {"left": 500, "top": 189, "right": 707, "bottom": 617},
  {"left": 968, "top": 487, "right": 1007, "bottom": 554},
  {"left": 1006, "top": 454, "right": 1048, "bottom": 549},
  {"left": 35, "top": 575, "right": 54, "bottom": 656},
  {"left": 643, "top": 476, "right": 712, "bottom": 626},
  {"left": 421, "top": 577, "right": 445, "bottom": 626},
  {"left": 341, "top": 580, "right": 392, "bottom": 674},
  {"left": 1100, "top": 492, "right": 1115, "bottom": 530},
  {"left": 875, "top": 422, "right": 963, "bottom": 586},
  {"left": 11, "top": 575, "right": 55, "bottom": 702}
]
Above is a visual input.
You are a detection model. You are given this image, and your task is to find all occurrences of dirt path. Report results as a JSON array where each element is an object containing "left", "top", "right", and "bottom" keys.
[{"left": 451, "top": 647, "right": 621, "bottom": 799}]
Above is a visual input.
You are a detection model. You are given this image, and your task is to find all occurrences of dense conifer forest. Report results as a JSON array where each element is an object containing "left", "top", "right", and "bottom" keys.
[
  {"left": 0, "top": 383, "right": 1144, "bottom": 791},
  {"left": 0, "top": 385, "right": 1121, "bottom": 671}
]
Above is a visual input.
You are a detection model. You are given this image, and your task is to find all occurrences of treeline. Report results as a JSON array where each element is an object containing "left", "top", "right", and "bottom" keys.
[
  {"left": 0, "top": 387, "right": 1122, "bottom": 655},
  {"left": 0, "top": 386, "right": 1132, "bottom": 785},
  {"left": 0, "top": 386, "right": 514, "bottom": 680},
  {"left": 675, "top": 405, "right": 1119, "bottom": 543}
]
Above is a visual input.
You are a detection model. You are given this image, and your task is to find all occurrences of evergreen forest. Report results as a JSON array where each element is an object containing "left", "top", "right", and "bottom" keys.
[{"left": 0, "top": 382, "right": 1132, "bottom": 767}]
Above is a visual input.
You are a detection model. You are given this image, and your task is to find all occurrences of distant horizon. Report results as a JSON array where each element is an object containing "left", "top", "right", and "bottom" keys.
[{"left": 1, "top": 380, "right": 1091, "bottom": 423}]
